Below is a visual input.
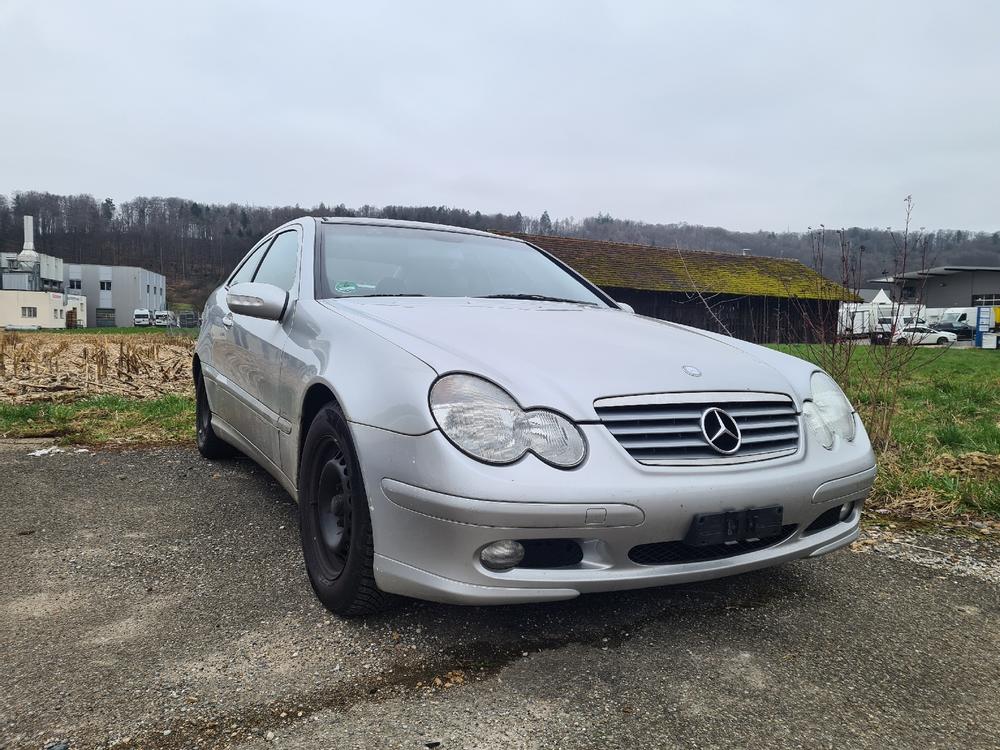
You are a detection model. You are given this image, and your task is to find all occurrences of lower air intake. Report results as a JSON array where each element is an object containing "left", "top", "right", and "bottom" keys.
[{"left": 628, "top": 525, "right": 796, "bottom": 565}]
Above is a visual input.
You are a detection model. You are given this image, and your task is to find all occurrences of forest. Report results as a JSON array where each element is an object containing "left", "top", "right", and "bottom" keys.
[{"left": 1, "top": 190, "right": 997, "bottom": 306}]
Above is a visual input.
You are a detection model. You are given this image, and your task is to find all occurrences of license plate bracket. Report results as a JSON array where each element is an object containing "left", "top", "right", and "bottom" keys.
[{"left": 685, "top": 505, "right": 784, "bottom": 547}]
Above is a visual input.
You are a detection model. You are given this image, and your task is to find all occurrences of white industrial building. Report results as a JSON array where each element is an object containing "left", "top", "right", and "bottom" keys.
[
  {"left": 0, "top": 217, "right": 87, "bottom": 329},
  {"left": 0, "top": 215, "right": 167, "bottom": 329},
  {"left": 64, "top": 264, "right": 166, "bottom": 327}
]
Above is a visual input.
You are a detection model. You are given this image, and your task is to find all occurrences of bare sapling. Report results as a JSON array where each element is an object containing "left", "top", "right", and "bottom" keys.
[{"left": 790, "top": 195, "right": 938, "bottom": 451}]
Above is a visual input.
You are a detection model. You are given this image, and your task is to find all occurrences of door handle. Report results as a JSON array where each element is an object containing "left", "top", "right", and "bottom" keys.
[{"left": 222, "top": 313, "right": 234, "bottom": 328}]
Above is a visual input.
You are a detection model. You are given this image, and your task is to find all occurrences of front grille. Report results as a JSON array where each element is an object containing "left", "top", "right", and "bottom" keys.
[
  {"left": 594, "top": 391, "right": 800, "bottom": 465},
  {"left": 629, "top": 525, "right": 796, "bottom": 565}
]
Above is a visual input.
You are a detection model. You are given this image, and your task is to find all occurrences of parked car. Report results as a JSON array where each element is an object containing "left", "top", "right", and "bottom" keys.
[
  {"left": 895, "top": 325, "right": 957, "bottom": 346},
  {"left": 194, "top": 218, "right": 877, "bottom": 615},
  {"left": 133, "top": 308, "right": 151, "bottom": 326},
  {"left": 929, "top": 320, "right": 974, "bottom": 340}
]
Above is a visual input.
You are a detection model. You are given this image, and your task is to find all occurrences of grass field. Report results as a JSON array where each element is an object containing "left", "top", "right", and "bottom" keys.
[
  {"left": 37, "top": 326, "right": 198, "bottom": 337},
  {"left": 2, "top": 339, "right": 997, "bottom": 519},
  {"left": 780, "top": 345, "right": 1000, "bottom": 518}
]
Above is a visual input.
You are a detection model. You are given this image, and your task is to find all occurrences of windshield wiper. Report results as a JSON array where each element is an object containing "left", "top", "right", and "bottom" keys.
[
  {"left": 350, "top": 293, "right": 427, "bottom": 298},
  {"left": 478, "top": 293, "right": 597, "bottom": 306}
]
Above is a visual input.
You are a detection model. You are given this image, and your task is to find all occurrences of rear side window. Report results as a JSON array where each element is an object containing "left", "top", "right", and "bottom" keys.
[
  {"left": 253, "top": 231, "right": 299, "bottom": 292},
  {"left": 229, "top": 239, "right": 272, "bottom": 286}
]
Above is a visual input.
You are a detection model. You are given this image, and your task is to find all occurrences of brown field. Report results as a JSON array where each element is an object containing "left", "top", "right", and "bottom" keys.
[{"left": 0, "top": 332, "right": 195, "bottom": 404}]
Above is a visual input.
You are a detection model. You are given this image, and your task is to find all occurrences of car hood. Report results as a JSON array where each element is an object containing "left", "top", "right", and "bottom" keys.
[{"left": 322, "top": 298, "right": 815, "bottom": 420}]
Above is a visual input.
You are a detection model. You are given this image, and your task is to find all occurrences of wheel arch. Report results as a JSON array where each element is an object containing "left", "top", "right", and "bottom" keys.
[{"left": 298, "top": 381, "right": 346, "bottom": 486}]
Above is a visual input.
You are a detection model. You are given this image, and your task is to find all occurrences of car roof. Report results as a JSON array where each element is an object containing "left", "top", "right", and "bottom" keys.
[{"left": 313, "top": 216, "right": 515, "bottom": 240}]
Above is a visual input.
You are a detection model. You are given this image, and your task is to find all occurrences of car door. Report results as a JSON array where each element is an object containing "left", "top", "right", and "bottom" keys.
[
  {"left": 204, "top": 236, "right": 272, "bottom": 433},
  {"left": 213, "top": 228, "right": 302, "bottom": 468}
]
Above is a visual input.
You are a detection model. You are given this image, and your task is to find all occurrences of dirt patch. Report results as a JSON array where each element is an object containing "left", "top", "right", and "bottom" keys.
[
  {"left": 852, "top": 523, "right": 1000, "bottom": 583},
  {"left": 0, "top": 437, "right": 56, "bottom": 453},
  {"left": 0, "top": 332, "right": 195, "bottom": 403},
  {"left": 932, "top": 451, "right": 1000, "bottom": 481}
]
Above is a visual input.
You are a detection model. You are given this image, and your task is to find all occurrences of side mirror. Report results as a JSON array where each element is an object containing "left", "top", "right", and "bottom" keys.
[
  {"left": 226, "top": 282, "right": 288, "bottom": 321},
  {"left": 616, "top": 301, "right": 635, "bottom": 314}
]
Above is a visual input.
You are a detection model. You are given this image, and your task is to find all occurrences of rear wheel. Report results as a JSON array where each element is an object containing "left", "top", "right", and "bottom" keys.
[
  {"left": 195, "top": 374, "right": 235, "bottom": 459},
  {"left": 299, "top": 403, "right": 388, "bottom": 616},
  {"left": 896, "top": 337, "right": 908, "bottom": 345}
]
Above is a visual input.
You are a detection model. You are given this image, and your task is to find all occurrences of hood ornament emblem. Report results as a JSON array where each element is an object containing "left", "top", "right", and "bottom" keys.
[
  {"left": 700, "top": 407, "right": 742, "bottom": 455},
  {"left": 682, "top": 365, "right": 702, "bottom": 377}
]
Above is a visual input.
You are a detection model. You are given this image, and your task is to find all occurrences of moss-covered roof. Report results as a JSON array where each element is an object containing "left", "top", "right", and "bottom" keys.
[{"left": 504, "top": 233, "right": 851, "bottom": 301}]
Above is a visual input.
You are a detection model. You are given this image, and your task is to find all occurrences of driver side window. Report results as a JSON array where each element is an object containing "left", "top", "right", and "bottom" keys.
[
  {"left": 229, "top": 239, "right": 272, "bottom": 286},
  {"left": 252, "top": 230, "right": 300, "bottom": 292}
]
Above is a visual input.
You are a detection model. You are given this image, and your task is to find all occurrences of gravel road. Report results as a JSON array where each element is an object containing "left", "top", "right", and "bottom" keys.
[{"left": 2, "top": 444, "right": 998, "bottom": 750}]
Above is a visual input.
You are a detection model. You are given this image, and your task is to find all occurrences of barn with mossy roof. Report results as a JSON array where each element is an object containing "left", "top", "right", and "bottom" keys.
[{"left": 507, "top": 233, "right": 850, "bottom": 344}]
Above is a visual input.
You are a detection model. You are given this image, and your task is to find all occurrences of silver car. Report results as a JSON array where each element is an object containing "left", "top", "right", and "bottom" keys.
[{"left": 194, "top": 218, "right": 877, "bottom": 615}]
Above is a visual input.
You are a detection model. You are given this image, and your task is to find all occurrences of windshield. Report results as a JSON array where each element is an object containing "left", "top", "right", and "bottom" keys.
[{"left": 316, "top": 224, "right": 607, "bottom": 306}]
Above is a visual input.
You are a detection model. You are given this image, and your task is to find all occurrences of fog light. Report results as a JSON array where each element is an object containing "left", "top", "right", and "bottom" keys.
[
  {"left": 480, "top": 540, "right": 525, "bottom": 571},
  {"left": 838, "top": 502, "right": 854, "bottom": 521}
]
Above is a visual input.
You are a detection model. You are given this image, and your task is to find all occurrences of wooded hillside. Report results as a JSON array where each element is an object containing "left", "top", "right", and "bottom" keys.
[{"left": 1, "top": 191, "right": 996, "bottom": 307}]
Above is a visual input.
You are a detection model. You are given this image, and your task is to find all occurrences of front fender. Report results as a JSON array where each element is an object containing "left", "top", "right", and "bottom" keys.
[{"left": 283, "top": 300, "right": 439, "bottom": 436}]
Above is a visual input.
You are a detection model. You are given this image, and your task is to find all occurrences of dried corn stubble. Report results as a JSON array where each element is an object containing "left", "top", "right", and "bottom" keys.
[{"left": 0, "top": 333, "right": 196, "bottom": 404}]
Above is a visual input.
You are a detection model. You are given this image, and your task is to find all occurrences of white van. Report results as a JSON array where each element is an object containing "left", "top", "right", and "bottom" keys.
[
  {"left": 154, "top": 310, "right": 176, "bottom": 327},
  {"left": 936, "top": 307, "right": 996, "bottom": 328},
  {"left": 133, "top": 308, "right": 151, "bottom": 326}
]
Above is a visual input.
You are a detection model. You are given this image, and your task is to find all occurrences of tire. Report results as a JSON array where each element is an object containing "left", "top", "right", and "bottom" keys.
[
  {"left": 298, "top": 403, "right": 388, "bottom": 616},
  {"left": 896, "top": 337, "right": 908, "bottom": 345},
  {"left": 936, "top": 337, "right": 949, "bottom": 345},
  {"left": 195, "top": 373, "right": 236, "bottom": 459}
]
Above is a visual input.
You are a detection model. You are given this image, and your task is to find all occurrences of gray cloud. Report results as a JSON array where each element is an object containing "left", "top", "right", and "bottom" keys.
[{"left": 2, "top": 0, "right": 998, "bottom": 231}]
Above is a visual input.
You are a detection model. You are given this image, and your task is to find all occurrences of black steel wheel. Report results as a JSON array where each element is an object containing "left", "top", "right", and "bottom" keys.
[
  {"left": 299, "top": 403, "right": 388, "bottom": 616},
  {"left": 312, "top": 438, "right": 353, "bottom": 579},
  {"left": 195, "top": 373, "right": 235, "bottom": 459}
]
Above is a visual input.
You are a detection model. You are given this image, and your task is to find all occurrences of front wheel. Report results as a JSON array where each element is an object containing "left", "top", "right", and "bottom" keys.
[
  {"left": 896, "top": 337, "right": 908, "bottom": 345},
  {"left": 936, "top": 337, "right": 949, "bottom": 345},
  {"left": 298, "top": 403, "right": 388, "bottom": 616}
]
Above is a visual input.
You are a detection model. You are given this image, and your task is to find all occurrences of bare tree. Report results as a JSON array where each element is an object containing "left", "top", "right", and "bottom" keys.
[{"left": 789, "top": 196, "right": 939, "bottom": 451}]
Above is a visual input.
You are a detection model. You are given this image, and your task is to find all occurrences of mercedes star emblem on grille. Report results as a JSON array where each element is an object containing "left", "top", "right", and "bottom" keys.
[{"left": 700, "top": 407, "right": 742, "bottom": 454}]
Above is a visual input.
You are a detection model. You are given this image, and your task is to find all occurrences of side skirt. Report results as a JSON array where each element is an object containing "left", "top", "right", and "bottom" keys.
[{"left": 211, "top": 414, "right": 299, "bottom": 502}]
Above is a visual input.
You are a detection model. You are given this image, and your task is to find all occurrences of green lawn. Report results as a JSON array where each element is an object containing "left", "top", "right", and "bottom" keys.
[
  {"left": 31, "top": 326, "right": 198, "bottom": 337},
  {"left": 0, "top": 394, "right": 194, "bottom": 445},
  {"left": 779, "top": 345, "right": 1000, "bottom": 518}
]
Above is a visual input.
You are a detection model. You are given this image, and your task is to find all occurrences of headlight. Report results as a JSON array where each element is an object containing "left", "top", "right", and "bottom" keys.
[
  {"left": 429, "top": 374, "right": 587, "bottom": 468},
  {"left": 806, "top": 371, "right": 856, "bottom": 447},
  {"left": 802, "top": 401, "right": 834, "bottom": 450}
]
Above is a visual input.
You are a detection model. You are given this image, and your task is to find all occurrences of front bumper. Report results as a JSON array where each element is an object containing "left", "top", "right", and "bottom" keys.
[{"left": 352, "top": 422, "right": 876, "bottom": 605}]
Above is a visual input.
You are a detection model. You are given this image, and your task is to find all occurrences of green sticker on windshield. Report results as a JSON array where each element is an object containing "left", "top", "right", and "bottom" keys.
[{"left": 335, "top": 281, "right": 358, "bottom": 293}]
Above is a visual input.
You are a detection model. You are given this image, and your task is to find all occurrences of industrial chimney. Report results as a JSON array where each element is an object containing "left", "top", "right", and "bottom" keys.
[
  {"left": 22, "top": 216, "right": 34, "bottom": 252},
  {"left": 18, "top": 215, "right": 39, "bottom": 269}
]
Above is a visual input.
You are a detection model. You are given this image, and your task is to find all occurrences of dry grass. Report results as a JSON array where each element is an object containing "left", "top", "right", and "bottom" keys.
[
  {"left": 867, "top": 449, "right": 961, "bottom": 519},
  {"left": 0, "top": 332, "right": 195, "bottom": 404}
]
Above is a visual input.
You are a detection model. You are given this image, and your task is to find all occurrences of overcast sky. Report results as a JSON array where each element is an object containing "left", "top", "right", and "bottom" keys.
[{"left": 2, "top": 0, "right": 998, "bottom": 232}]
